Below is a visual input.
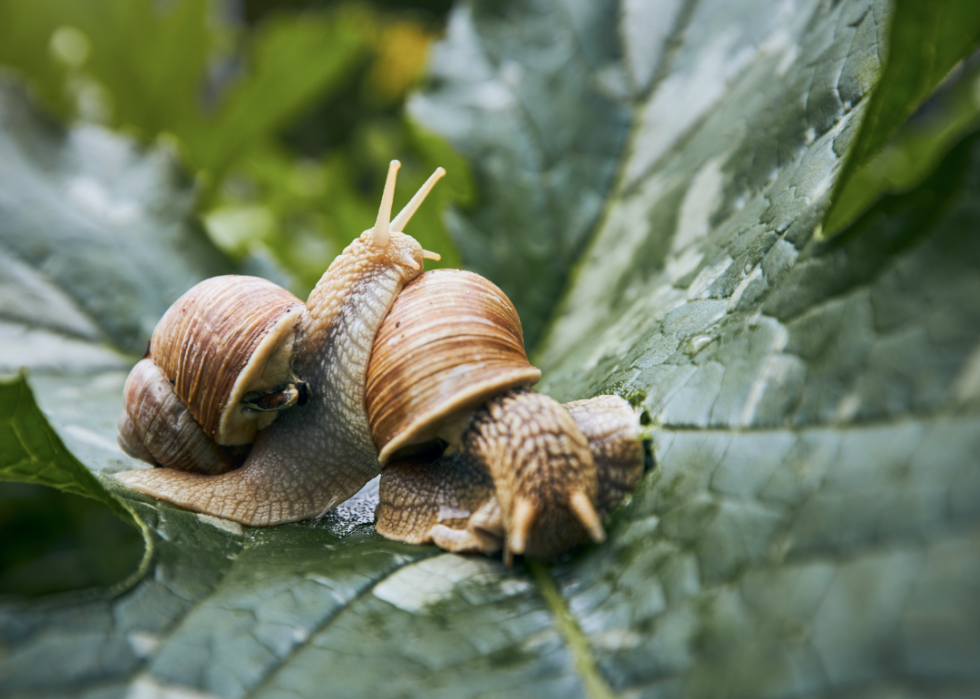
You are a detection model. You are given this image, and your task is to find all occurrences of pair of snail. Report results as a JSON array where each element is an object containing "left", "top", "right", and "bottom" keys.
[{"left": 116, "top": 162, "right": 644, "bottom": 563}]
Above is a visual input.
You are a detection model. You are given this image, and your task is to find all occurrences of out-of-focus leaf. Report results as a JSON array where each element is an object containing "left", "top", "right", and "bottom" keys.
[
  {"left": 823, "top": 0, "right": 980, "bottom": 237},
  {"left": 824, "top": 56, "right": 980, "bottom": 239},
  {"left": 0, "top": 373, "right": 149, "bottom": 598},
  {"left": 0, "top": 2, "right": 73, "bottom": 116}
]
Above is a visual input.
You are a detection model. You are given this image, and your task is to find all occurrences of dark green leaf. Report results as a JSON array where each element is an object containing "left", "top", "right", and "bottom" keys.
[
  {"left": 823, "top": 0, "right": 980, "bottom": 236},
  {"left": 0, "top": 373, "right": 150, "bottom": 599}
]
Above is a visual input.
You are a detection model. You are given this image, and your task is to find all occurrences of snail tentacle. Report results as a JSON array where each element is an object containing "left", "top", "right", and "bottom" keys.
[
  {"left": 391, "top": 167, "right": 446, "bottom": 233},
  {"left": 371, "top": 160, "right": 400, "bottom": 248}
]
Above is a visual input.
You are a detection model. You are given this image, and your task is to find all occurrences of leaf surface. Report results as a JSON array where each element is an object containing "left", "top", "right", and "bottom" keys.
[{"left": 2, "top": 0, "right": 980, "bottom": 697}]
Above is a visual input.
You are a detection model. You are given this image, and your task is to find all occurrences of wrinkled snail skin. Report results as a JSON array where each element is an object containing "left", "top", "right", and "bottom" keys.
[
  {"left": 375, "top": 393, "right": 643, "bottom": 560},
  {"left": 375, "top": 449, "right": 501, "bottom": 554},
  {"left": 115, "top": 162, "right": 431, "bottom": 525}
]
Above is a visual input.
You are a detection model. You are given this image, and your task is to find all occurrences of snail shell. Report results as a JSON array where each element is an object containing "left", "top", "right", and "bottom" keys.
[
  {"left": 116, "top": 275, "right": 304, "bottom": 473},
  {"left": 117, "top": 359, "right": 242, "bottom": 475},
  {"left": 366, "top": 269, "right": 541, "bottom": 464},
  {"left": 149, "top": 275, "right": 305, "bottom": 445}
]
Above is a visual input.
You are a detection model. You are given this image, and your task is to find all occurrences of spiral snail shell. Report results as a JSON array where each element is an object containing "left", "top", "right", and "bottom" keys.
[{"left": 117, "top": 276, "right": 305, "bottom": 475}]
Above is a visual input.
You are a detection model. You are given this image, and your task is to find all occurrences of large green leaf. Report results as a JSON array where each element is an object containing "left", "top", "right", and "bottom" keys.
[{"left": 2, "top": 0, "right": 980, "bottom": 697}]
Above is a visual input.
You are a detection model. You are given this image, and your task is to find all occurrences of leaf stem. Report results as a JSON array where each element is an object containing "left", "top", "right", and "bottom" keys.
[{"left": 527, "top": 558, "right": 617, "bottom": 699}]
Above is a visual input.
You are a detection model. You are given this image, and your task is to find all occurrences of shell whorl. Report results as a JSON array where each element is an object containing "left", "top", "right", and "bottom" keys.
[
  {"left": 118, "top": 358, "right": 238, "bottom": 475},
  {"left": 366, "top": 269, "right": 541, "bottom": 464},
  {"left": 150, "top": 275, "right": 304, "bottom": 445}
]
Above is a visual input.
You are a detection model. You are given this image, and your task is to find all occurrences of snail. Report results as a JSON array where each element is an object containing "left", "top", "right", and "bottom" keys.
[
  {"left": 115, "top": 161, "right": 645, "bottom": 561},
  {"left": 116, "top": 161, "right": 436, "bottom": 525},
  {"left": 366, "top": 269, "right": 644, "bottom": 562}
]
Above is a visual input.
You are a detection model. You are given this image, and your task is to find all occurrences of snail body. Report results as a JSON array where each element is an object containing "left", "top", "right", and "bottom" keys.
[{"left": 115, "top": 162, "right": 645, "bottom": 560}]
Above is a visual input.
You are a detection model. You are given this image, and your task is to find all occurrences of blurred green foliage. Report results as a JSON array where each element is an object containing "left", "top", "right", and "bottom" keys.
[
  {"left": 0, "top": 0, "right": 470, "bottom": 294},
  {"left": 827, "top": 56, "right": 980, "bottom": 239},
  {"left": 824, "top": 0, "right": 980, "bottom": 237}
]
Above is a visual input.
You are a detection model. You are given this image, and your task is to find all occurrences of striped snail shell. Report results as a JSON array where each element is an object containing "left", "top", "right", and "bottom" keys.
[
  {"left": 117, "top": 276, "right": 305, "bottom": 474},
  {"left": 366, "top": 269, "right": 541, "bottom": 464}
]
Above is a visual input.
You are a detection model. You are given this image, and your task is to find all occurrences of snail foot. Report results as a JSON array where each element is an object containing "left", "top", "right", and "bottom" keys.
[{"left": 376, "top": 449, "right": 500, "bottom": 554}]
